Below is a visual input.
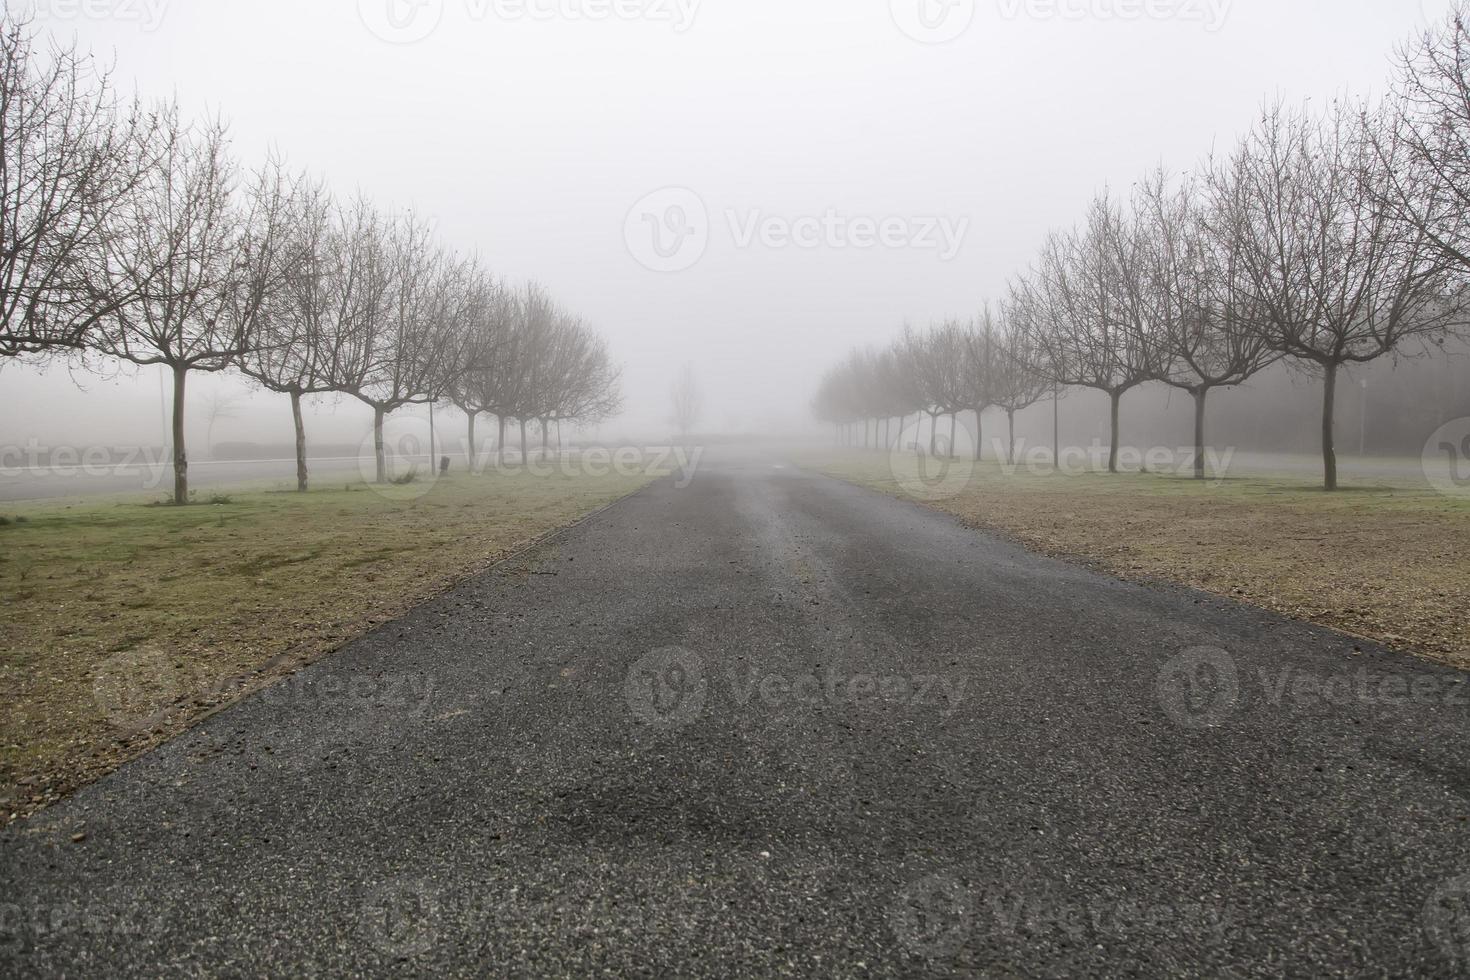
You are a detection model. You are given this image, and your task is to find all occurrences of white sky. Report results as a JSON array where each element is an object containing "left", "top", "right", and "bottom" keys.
[{"left": 2, "top": 0, "right": 1456, "bottom": 447}]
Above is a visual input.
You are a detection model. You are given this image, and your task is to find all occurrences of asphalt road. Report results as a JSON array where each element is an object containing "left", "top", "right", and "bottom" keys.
[{"left": 4, "top": 451, "right": 1470, "bottom": 977}]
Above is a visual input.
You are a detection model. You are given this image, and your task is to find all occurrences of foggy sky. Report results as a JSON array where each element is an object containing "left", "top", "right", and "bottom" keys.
[{"left": 2, "top": 0, "right": 1454, "bottom": 449}]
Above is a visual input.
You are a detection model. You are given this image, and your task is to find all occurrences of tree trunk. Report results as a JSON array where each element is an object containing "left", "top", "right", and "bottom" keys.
[
  {"left": 1322, "top": 361, "right": 1339, "bottom": 491},
  {"left": 540, "top": 418, "right": 548, "bottom": 454},
  {"left": 1007, "top": 409, "right": 1017, "bottom": 465},
  {"left": 497, "top": 415, "right": 507, "bottom": 467},
  {"left": 949, "top": 413, "right": 957, "bottom": 459},
  {"left": 170, "top": 364, "right": 188, "bottom": 504},
  {"left": 428, "top": 400, "right": 436, "bottom": 464},
  {"left": 1192, "top": 387, "right": 1207, "bottom": 480},
  {"left": 290, "top": 389, "right": 308, "bottom": 493},
  {"left": 929, "top": 414, "right": 937, "bottom": 456},
  {"left": 519, "top": 419, "right": 527, "bottom": 462},
  {"left": 973, "top": 408, "right": 984, "bottom": 461},
  {"left": 1052, "top": 384, "right": 1060, "bottom": 464},
  {"left": 1107, "top": 390, "right": 1121, "bottom": 474},
  {"left": 373, "top": 405, "right": 387, "bottom": 484},
  {"left": 467, "top": 412, "right": 477, "bottom": 467}
]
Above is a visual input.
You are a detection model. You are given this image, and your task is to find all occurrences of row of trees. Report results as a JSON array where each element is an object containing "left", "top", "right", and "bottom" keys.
[
  {"left": 816, "top": 5, "right": 1470, "bottom": 490},
  {"left": 1, "top": 15, "right": 621, "bottom": 501},
  {"left": 813, "top": 310, "right": 1051, "bottom": 466}
]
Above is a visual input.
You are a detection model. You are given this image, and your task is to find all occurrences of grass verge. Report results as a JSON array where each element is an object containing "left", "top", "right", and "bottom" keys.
[
  {"left": 0, "top": 465, "right": 656, "bottom": 823},
  {"left": 800, "top": 450, "right": 1470, "bottom": 669}
]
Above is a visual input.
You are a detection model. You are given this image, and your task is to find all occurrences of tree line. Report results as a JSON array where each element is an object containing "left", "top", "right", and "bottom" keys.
[
  {"left": 815, "top": 5, "right": 1470, "bottom": 491},
  {"left": 0, "top": 15, "right": 621, "bottom": 503}
]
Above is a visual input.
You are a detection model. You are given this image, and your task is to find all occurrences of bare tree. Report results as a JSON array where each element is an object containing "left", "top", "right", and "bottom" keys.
[
  {"left": 0, "top": 15, "right": 153, "bottom": 358},
  {"left": 1016, "top": 190, "right": 1168, "bottom": 473},
  {"left": 446, "top": 274, "right": 513, "bottom": 468},
  {"left": 336, "top": 212, "right": 460, "bottom": 484},
  {"left": 238, "top": 180, "right": 390, "bottom": 491},
  {"left": 902, "top": 323, "right": 967, "bottom": 456},
  {"left": 1142, "top": 167, "right": 1278, "bottom": 479},
  {"left": 956, "top": 315, "right": 995, "bottom": 461},
  {"left": 984, "top": 304, "right": 1051, "bottom": 465},
  {"left": 91, "top": 112, "right": 276, "bottom": 504},
  {"left": 1212, "top": 99, "right": 1464, "bottom": 490},
  {"left": 1381, "top": 3, "right": 1470, "bottom": 279},
  {"left": 670, "top": 362, "right": 701, "bottom": 444}
]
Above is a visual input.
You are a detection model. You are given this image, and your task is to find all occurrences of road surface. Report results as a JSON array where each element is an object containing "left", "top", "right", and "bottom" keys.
[{"left": 3, "top": 451, "right": 1469, "bottom": 976}]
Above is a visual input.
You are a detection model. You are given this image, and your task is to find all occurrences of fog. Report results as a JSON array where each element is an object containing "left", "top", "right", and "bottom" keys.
[{"left": 2, "top": 0, "right": 1459, "bottom": 454}]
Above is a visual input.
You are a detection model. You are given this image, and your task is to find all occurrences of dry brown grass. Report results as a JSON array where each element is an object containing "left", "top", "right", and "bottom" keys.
[{"left": 0, "top": 467, "right": 654, "bottom": 823}]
